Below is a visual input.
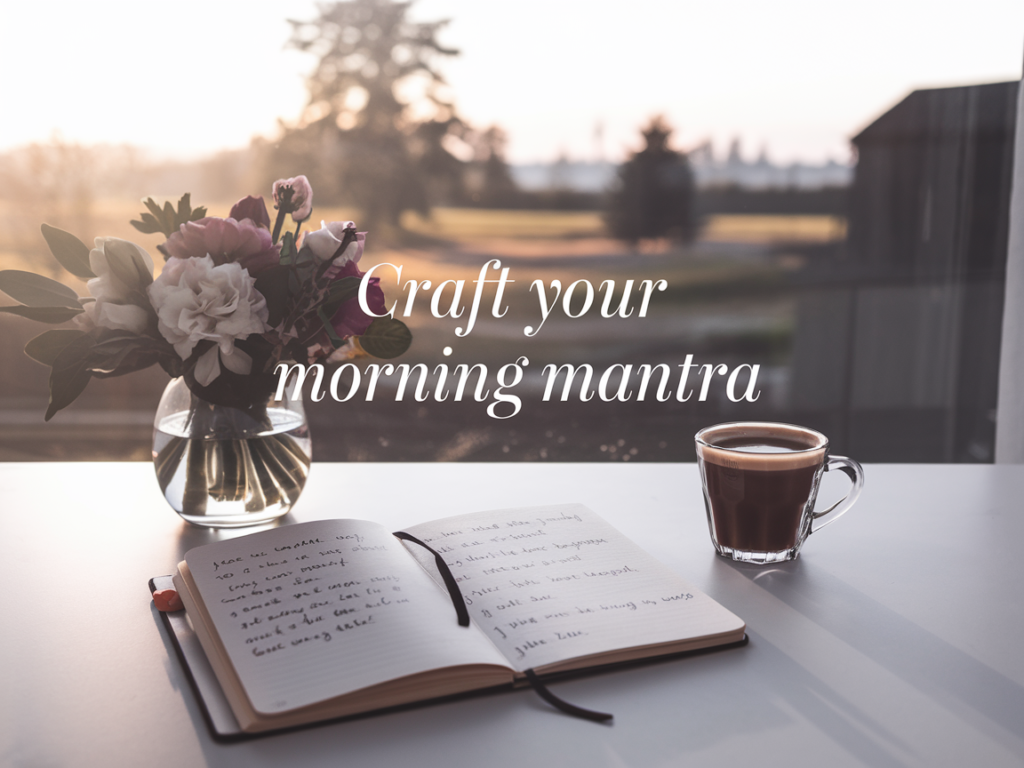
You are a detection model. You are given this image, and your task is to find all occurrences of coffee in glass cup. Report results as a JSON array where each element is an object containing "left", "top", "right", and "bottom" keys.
[{"left": 695, "top": 422, "right": 864, "bottom": 564}]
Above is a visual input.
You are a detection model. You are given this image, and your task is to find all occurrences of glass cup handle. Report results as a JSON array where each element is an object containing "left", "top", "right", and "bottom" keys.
[{"left": 810, "top": 455, "right": 865, "bottom": 534}]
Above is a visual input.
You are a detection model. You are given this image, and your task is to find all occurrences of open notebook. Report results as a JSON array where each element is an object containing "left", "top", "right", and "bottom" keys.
[{"left": 157, "top": 503, "right": 746, "bottom": 735}]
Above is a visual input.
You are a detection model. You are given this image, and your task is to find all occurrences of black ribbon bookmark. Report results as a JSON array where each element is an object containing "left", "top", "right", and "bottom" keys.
[
  {"left": 524, "top": 669, "right": 614, "bottom": 723},
  {"left": 394, "top": 531, "right": 612, "bottom": 723},
  {"left": 393, "top": 531, "right": 470, "bottom": 627}
]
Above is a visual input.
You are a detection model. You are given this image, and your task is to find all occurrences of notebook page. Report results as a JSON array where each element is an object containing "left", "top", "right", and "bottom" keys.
[
  {"left": 184, "top": 519, "right": 509, "bottom": 715},
  {"left": 403, "top": 504, "right": 744, "bottom": 671}
]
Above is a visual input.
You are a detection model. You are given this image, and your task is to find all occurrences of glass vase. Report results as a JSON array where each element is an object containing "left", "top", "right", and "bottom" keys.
[{"left": 152, "top": 376, "right": 311, "bottom": 528}]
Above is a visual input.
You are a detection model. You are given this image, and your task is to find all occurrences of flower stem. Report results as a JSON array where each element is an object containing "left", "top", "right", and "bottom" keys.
[
  {"left": 271, "top": 206, "right": 287, "bottom": 244},
  {"left": 182, "top": 439, "right": 209, "bottom": 516}
]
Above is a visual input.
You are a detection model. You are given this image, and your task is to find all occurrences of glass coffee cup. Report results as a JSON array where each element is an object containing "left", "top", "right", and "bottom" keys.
[{"left": 695, "top": 422, "right": 864, "bottom": 564}]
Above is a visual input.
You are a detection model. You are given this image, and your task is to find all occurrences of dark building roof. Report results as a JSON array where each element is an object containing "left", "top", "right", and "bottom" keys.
[
  {"left": 846, "top": 79, "right": 1018, "bottom": 282},
  {"left": 790, "top": 79, "right": 1018, "bottom": 463},
  {"left": 853, "top": 81, "right": 1018, "bottom": 145}
]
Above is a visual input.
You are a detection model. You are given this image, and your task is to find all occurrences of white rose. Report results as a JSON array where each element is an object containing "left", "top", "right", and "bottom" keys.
[
  {"left": 74, "top": 237, "right": 154, "bottom": 333},
  {"left": 147, "top": 256, "right": 270, "bottom": 386},
  {"left": 74, "top": 300, "right": 149, "bottom": 333},
  {"left": 303, "top": 220, "right": 363, "bottom": 266},
  {"left": 88, "top": 237, "right": 154, "bottom": 300}
]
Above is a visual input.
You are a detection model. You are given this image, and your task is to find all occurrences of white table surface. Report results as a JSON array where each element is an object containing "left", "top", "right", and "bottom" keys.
[{"left": 2, "top": 461, "right": 1023, "bottom": 768}]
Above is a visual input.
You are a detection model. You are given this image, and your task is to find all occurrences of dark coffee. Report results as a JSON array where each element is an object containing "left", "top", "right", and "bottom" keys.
[
  {"left": 702, "top": 461, "right": 819, "bottom": 551},
  {"left": 697, "top": 427, "right": 826, "bottom": 554}
]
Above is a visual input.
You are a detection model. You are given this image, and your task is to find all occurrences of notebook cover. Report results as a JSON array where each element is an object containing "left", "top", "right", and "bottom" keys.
[{"left": 150, "top": 575, "right": 246, "bottom": 739}]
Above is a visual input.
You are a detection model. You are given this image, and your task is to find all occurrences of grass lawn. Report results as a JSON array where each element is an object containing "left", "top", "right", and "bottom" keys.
[
  {"left": 0, "top": 196, "right": 845, "bottom": 272},
  {"left": 400, "top": 207, "right": 846, "bottom": 245}
]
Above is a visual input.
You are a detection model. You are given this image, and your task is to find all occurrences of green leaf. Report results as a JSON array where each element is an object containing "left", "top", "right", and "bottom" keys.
[
  {"left": 24, "top": 329, "right": 86, "bottom": 365},
  {"left": 45, "top": 369, "right": 92, "bottom": 421},
  {"left": 45, "top": 333, "right": 95, "bottom": 420},
  {"left": 162, "top": 201, "right": 175, "bottom": 230},
  {"left": 132, "top": 194, "right": 207, "bottom": 236},
  {"left": 254, "top": 265, "right": 293, "bottom": 328},
  {"left": 176, "top": 192, "right": 192, "bottom": 222},
  {"left": 313, "top": 250, "right": 334, "bottom": 281},
  {"left": 91, "top": 357, "right": 158, "bottom": 378},
  {"left": 294, "top": 243, "right": 315, "bottom": 268},
  {"left": 91, "top": 343, "right": 140, "bottom": 373},
  {"left": 319, "top": 276, "right": 362, "bottom": 318},
  {"left": 279, "top": 231, "right": 296, "bottom": 265},
  {"left": 50, "top": 330, "right": 94, "bottom": 373},
  {"left": 91, "top": 327, "right": 142, "bottom": 345},
  {"left": 40, "top": 224, "right": 95, "bottom": 280},
  {"left": 144, "top": 197, "right": 164, "bottom": 219},
  {"left": 90, "top": 330, "right": 142, "bottom": 355},
  {"left": 130, "top": 212, "right": 164, "bottom": 235},
  {"left": 90, "top": 344, "right": 162, "bottom": 378},
  {"left": 358, "top": 317, "right": 412, "bottom": 359},
  {"left": 0, "top": 305, "right": 83, "bottom": 323},
  {"left": 0, "top": 270, "right": 81, "bottom": 308},
  {"left": 87, "top": 330, "right": 161, "bottom": 375},
  {"left": 318, "top": 305, "right": 345, "bottom": 347}
]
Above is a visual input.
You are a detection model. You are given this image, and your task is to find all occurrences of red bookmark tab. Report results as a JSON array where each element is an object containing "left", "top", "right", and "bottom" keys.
[{"left": 153, "top": 589, "right": 184, "bottom": 612}]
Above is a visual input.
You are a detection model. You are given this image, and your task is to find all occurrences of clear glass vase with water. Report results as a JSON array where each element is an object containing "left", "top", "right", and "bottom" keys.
[{"left": 152, "top": 376, "right": 311, "bottom": 528}]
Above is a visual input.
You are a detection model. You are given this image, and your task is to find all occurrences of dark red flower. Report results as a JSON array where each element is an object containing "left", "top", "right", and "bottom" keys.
[
  {"left": 330, "top": 265, "right": 387, "bottom": 337},
  {"left": 229, "top": 196, "right": 271, "bottom": 229}
]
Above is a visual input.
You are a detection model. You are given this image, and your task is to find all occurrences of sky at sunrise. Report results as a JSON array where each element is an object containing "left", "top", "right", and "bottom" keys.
[{"left": 2, "top": 0, "right": 1022, "bottom": 164}]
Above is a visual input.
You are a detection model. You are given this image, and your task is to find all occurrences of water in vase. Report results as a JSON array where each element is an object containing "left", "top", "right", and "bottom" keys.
[{"left": 153, "top": 407, "right": 312, "bottom": 527}]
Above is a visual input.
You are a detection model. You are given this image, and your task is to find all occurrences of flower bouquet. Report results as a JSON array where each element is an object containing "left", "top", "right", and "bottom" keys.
[{"left": 1, "top": 176, "right": 411, "bottom": 525}]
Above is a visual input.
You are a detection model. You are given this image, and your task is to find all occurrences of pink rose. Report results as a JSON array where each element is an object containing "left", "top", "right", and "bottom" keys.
[
  {"left": 272, "top": 175, "right": 313, "bottom": 223},
  {"left": 162, "top": 217, "right": 280, "bottom": 276}
]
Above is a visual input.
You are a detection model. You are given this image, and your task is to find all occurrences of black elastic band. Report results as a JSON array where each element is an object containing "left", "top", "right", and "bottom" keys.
[
  {"left": 393, "top": 531, "right": 470, "bottom": 627},
  {"left": 524, "top": 668, "right": 614, "bottom": 723}
]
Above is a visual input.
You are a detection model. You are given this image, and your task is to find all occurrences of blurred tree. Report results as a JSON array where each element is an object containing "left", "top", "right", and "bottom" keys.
[
  {"left": 465, "top": 126, "right": 520, "bottom": 208},
  {"left": 606, "top": 117, "right": 699, "bottom": 244},
  {"left": 280, "top": 0, "right": 465, "bottom": 227},
  {"left": 412, "top": 114, "right": 470, "bottom": 206}
]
